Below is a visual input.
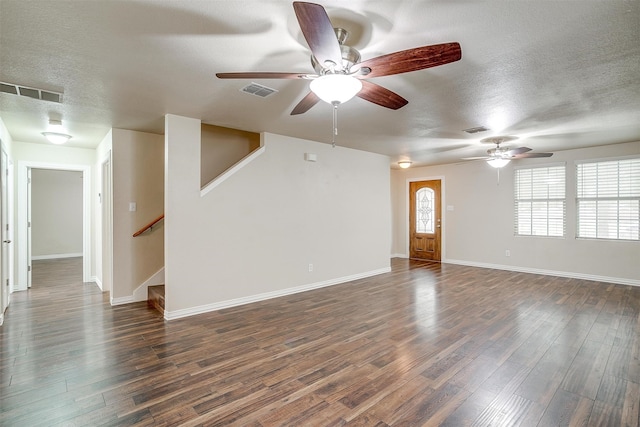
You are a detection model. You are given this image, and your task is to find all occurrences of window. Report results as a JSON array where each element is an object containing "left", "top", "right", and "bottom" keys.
[
  {"left": 576, "top": 158, "right": 640, "bottom": 240},
  {"left": 416, "top": 187, "right": 434, "bottom": 233},
  {"left": 514, "top": 165, "right": 566, "bottom": 237}
]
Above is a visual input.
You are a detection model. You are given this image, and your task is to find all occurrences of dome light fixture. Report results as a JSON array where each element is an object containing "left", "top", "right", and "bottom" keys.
[
  {"left": 398, "top": 161, "right": 413, "bottom": 169},
  {"left": 309, "top": 74, "right": 362, "bottom": 105},
  {"left": 42, "top": 131, "right": 72, "bottom": 145},
  {"left": 486, "top": 158, "right": 510, "bottom": 168}
]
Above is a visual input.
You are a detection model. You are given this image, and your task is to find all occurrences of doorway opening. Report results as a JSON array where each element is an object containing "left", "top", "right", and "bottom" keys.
[{"left": 17, "top": 161, "right": 92, "bottom": 291}]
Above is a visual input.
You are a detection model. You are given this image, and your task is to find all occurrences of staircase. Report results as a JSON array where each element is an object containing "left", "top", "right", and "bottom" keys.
[{"left": 147, "top": 285, "right": 165, "bottom": 315}]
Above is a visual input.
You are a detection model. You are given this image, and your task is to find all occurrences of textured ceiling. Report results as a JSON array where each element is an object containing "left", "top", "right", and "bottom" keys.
[{"left": 1, "top": 0, "right": 639, "bottom": 167}]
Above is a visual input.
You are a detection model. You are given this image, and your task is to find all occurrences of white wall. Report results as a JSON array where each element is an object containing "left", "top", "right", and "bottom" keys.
[
  {"left": 392, "top": 141, "right": 640, "bottom": 285},
  {"left": 165, "top": 114, "right": 391, "bottom": 318},
  {"left": 30, "top": 169, "right": 83, "bottom": 258},
  {"left": 0, "top": 118, "right": 13, "bottom": 157},
  {"left": 110, "top": 129, "right": 164, "bottom": 301},
  {"left": 201, "top": 124, "right": 260, "bottom": 187}
]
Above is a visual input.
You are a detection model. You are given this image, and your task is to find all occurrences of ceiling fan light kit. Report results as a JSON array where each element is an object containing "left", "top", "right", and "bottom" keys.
[
  {"left": 486, "top": 158, "right": 510, "bottom": 168},
  {"left": 309, "top": 74, "right": 362, "bottom": 104}
]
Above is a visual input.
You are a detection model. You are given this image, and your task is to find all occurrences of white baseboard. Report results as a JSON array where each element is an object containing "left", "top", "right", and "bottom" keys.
[
  {"left": 0, "top": 313, "right": 4, "bottom": 326},
  {"left": 32, "top": 252, "right": 83, "bottom": 260},
  {"left": 110, "top": 295, "right": 135, "bottom": 306},
  {"left": 391, "top": 253, "right": 408, "bottom": 259},
  {"left": 444, "top": 258, "right": 640, "bottom": 287},
  {"left": 93, "top": 276, "right": 102, "bottom": 291},
  {"left": 132, "top": 268, "right": 165, "bottom": 302},
  {"left": 164, "top": 267, "right": 391, "bottom": 321},
  {"left": 107, "top": 268, "right": 165, "bottom": 305}
]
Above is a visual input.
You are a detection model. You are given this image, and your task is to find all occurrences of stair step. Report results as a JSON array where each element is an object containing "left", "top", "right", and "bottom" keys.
[{"left": 147, "top": 285, "right": 165, "bottom": 315}]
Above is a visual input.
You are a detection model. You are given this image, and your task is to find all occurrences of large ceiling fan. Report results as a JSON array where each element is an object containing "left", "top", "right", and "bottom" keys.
[
  {"left": 464, "top": 136, "right": 554, "bottom": 168},
  {"left": 216, "top": 1, "right": 462, "bottom": 117}
]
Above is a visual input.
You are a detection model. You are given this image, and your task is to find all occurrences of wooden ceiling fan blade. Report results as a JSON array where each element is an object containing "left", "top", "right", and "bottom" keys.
[
  {"left": 290, "top": 91, "right": 320, "bottom": 115},
  {"left": 293, "top": 2, "right": 343, "bottom": 68},
  {"left": 357, "top": 81, "right": 408, "bottom": 110},
  {"left": 515, "top": 152, "right": 554, "bottom": 158},
  {"left": 354, "top": 42, "right": 461, "bottom": 79},
  {"left": 507, "top": 146, "right": 532, "bottom": 156},
  {"left": 216, "top": 72, "right": 312, "bottom": 79}
]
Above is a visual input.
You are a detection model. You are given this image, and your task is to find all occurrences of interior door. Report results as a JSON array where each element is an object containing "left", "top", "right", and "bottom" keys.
[
  {"left": 1, "top": 149, "right": 10, "bottom": 312},
  {"left": 409, "top": 180, "right": 442, "bottom": 261},
  {"left": 26, "top": 168, "right": 32, "bottom": 288}
]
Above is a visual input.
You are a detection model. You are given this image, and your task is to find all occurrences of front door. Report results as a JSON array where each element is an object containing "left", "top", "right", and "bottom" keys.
[{"left": 409, "top": 180, "right": 441, "bottom": 261}]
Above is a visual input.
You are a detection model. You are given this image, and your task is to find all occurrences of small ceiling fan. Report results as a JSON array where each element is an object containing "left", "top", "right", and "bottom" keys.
[
  {"left": 464, "top": 136, "right": 553, "bottom": 168},
  {"left": 216, "top": 1, "right": 462, "bottom": 116}
]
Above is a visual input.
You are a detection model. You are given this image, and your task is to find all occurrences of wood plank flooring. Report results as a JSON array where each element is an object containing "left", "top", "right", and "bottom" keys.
[{"left": 1, "top": 257, "right": 639, "bottom": 426}]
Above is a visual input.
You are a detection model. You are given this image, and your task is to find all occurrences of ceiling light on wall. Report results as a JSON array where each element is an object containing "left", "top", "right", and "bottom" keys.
[
  {"left": 42, "top": 132, "right": 71, "bottom": 144},
  {"left": 398, "top": 161, "right": 412, "bottom": 169},
  {"left": 309, "top": 74, "right": 362, "bottom": 105},
  {"left": 486, "top": 158, "right": 510, "bottom": 168}
]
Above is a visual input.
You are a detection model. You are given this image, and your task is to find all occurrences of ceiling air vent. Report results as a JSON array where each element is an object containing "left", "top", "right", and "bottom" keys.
[
  {"left": 0, "top": 81, "right": 63, "bottom": 103},
  {"left": 463, "top": 126, "right": 490, "bottom": 134},
  {"left": 241, "top": 82, "right": 278, "bottom": 98},
  {"left": 0, "top": 82, "right": 18, "bottom": 95}
]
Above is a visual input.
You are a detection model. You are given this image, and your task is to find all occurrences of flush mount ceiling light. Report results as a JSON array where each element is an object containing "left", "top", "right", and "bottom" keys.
[
  {"left": 42, "top": 132, "right": 71, "bottom": 145},
  {"left": 398, "top": 161, "right": 412, "bottom": 169},
  {"left": 42, "top": 118, "right": 72, "bottom": 144}
]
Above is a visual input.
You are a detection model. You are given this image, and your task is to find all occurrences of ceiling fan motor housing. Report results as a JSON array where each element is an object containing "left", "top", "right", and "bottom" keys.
[
  {"left": 487, "top": 146, "right": 511, "bottom": 158},
  {"left": 311, "top": 28, "right": 361, "bottom": 74}
]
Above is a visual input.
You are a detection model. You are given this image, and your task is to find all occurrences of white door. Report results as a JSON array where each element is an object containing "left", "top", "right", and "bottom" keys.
[
  {"left": 26, "top": 168, "right": 32, "bottom": 288},
  {"left": 1, "top": 149, "right": 11, "bottom": 312}
]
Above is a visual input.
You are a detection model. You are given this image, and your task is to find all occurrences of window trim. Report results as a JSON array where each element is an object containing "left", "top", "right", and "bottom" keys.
[
  {"left": 575, "top": 156, "right": 640, "bottom": 242},
  {"left": 514, "top": 163, "right": 567, "bottom": 238}
]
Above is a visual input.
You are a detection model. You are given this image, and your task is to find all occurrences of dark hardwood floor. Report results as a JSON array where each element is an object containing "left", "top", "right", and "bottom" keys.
[{"left": 1, "top": 257, "right": 639, "bottom": 426}]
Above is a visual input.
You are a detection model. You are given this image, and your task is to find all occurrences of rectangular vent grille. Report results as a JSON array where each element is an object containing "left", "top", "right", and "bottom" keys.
[
  {"left": 463, "top": 126, "right": 490, "bottom": 134},
  {"left": 0, "top": 81, "right": 63, "bottom": 103},
  {"left": 241, "top": 83, "right": 278, "bottom": 98}
]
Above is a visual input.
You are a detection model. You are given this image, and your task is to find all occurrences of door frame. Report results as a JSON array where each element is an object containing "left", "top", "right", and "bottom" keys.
[
  {"left": 0, "top": 147, "right": 10, "bottom": 318},
  {"left": 405, "top": 176, "right": 446, "bottom": 260},
  {"left": 17, "top": 161, "right": 92, "bottom": 289},
  {"left": 100, "top": 152, "right": 113, "bottom": 293}
]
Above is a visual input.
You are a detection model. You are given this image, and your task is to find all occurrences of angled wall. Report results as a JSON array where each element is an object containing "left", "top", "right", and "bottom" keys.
[{"left": 164, "top": 114, "right": 391, "bottom": 318}]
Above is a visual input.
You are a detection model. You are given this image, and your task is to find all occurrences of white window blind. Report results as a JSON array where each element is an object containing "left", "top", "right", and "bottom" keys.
[
  {"left": 514, "top": 165, "right": 566, "bottom": 237},
  {"left": 576, "top": 158, "right": 640, "bottom": 240}
]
